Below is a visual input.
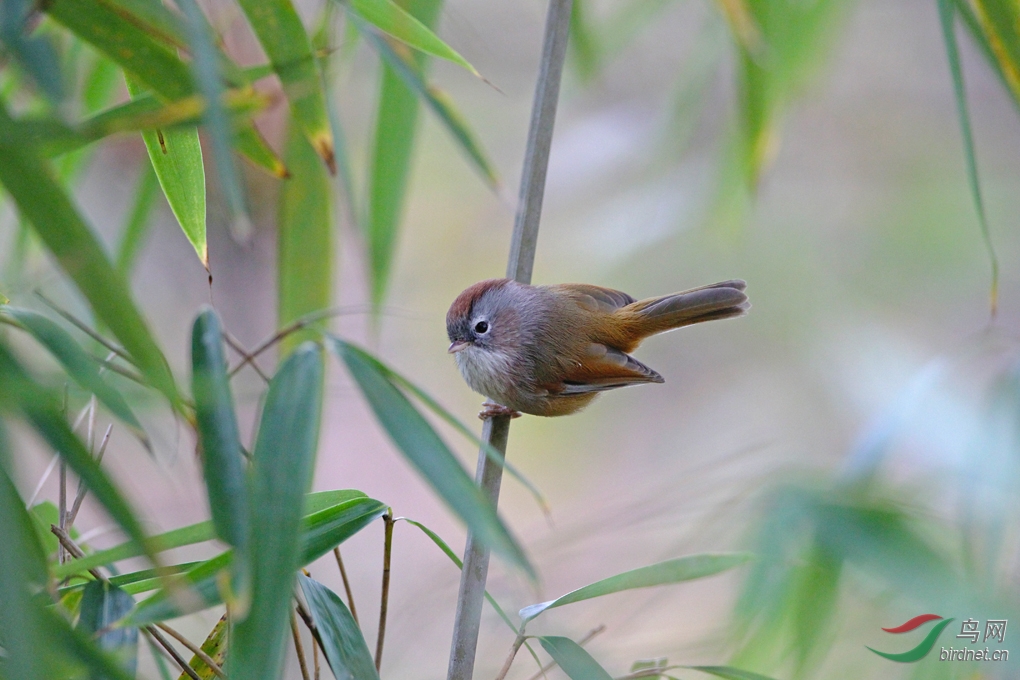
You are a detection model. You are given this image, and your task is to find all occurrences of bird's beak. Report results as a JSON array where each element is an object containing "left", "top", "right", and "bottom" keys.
[{"left": 448, "top": 340, "right": 470, "bottom": 354}]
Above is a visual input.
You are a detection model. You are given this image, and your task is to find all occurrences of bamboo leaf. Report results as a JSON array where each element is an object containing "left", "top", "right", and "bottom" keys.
[
  {"left": 53, "top": 489, "right": 367, "bottom": 580},
  {"left": 116, "top": 161, "right": 159, "bottom": 277},
  {"left": 341, "top": 340, "right": 546, "bottom": 513},
  {"left": 536, "top": 637, "right": 614, "bottom": 680},
  {"left": 191, "top": 309, "right": 248, "bottom": 556},
  {"left": 0, "top": 462, "right": 135, "bottom": 680},
  {"left": 402, "top": 518, "right": 516, "bottom": 631},
  {"left": 278, "top": 122, "right": 334, "bottom": 356},
  {"left": 938, "top": 0, "right": 999, "bottom": 312},
  {"left": 684, "top": 667, "right": 780, "bottom": 680},
  {"left": 345, "top": 0, "right": 478, "bottom": 74},
  {"left": 520, "top": 553, "right": 753, "bottom": 621},
  {"left": 0, "top": 0, "right": 65, "bottom": 103},
  {"left": 77, "top": 581, "right": 139, "bottom": 677},
  {"left": 44, "top": 0, "right": 285, "bottom": 179},
  {"left": 363, "top": 0, "right": 443, "bottom": 309},
  {"left": 298, "top": 574, "right": 380, "bottom": 680},
  {"left": 0, "top": 101, "right": 181, "bottom": 407},
  {"left": 126, "top": 76, "right": 208, "bottom": 268},
  {"left": 237, "top": 0, "right": 336, "bottom": 171},
  {"left": 125, "top": 496, "right": 385, "bottom": 626},
  {"left": 231, "top": 343, "right": 325, "bottom": 680},
  {"left": 956, "top": 0, "right": 1020, "bottom": 111},
  {"left": 329, "top": 338, "right": 533, "bottom": 577},
  {"left": 361, "top": 25, "right": 499, "bottom": 188},
  {"left": 0, "top": 439, "right": 51, "bottom": 680},
  {"left": 179, "top": 614, "right": 228, "bottom": 680},
  {"left": 176, "top": 0, "right": 251, "bottom": 241},
  {"left": 3, "top": 306, "right": 148, "bottom": 447},
  {"left": 45, "top": 0, "right": 194, "bottom": 100}
]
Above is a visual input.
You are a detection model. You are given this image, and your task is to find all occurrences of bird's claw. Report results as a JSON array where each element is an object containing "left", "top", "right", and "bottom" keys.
[{"left": 478, "top": 403, "right": 521, "bottom": 420}]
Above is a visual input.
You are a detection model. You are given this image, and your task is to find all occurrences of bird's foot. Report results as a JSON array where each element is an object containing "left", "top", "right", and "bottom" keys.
[{"left": 478, "top": 403, "right": 521, "bottom": 420}]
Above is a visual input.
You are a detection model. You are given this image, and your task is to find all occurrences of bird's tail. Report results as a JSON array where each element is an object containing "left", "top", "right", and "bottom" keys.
[{"left": 618, "top": 280, "right": 749, "bottom": 340}]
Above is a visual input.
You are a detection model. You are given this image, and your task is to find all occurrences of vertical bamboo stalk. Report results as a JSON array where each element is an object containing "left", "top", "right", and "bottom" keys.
[{"left": 446, "top": 1, "right": 573, "bottom": 678}]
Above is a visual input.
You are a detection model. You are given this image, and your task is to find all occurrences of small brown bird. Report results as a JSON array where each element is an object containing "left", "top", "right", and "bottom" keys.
[{"left": 446, "top": 278, "right": 748, "bottom": 418}]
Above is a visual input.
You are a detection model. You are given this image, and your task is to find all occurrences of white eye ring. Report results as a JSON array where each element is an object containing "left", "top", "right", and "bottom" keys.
[{"left": 473, "top": 319, "right": 490, "bottom": 334}]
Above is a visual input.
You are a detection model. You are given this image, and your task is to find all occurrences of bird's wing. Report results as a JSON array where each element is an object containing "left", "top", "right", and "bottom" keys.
[
  {"left": 542, "top": 344, "right": 663, "bottom": 395},
  {"left": 544, "top": 283, "right": 636, "bottom": 314}
]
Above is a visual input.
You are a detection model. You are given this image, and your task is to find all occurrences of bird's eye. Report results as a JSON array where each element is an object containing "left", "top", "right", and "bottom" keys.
[{"left": 474, "top": 320, "right": 489, "bottom": 334}]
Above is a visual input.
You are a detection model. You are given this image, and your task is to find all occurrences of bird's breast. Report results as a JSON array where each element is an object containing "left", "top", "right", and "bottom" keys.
[{"left": 455, "top": 346, "right": 517, "bottom": 402}]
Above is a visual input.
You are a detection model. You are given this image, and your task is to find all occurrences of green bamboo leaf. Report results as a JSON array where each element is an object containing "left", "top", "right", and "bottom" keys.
[
  {"left": 3, "top": 306, "right": 148, "bottom": 447},
  {"left": 0, "top": 102, "right": 181, "bottom": 407},
  {"left": 176, "top": 0, "right": 251, "bottom": 241},
  {"left": 937, "top": 0, "right": 999, "bottom": 313},
  {"left": 363, "top": 0, "right": 443, "bottom": 309},
  {"left": 126, "top": 76, "right": 207, "bottom": 268},
  {"left": 77, "top": 581, "right": 139, "bottom": 677},
  {"left": 0, "top": 343, "right": 161, "bottom": 574},
  {"left": 1, "top": 459, "right": 134, "bottom": 680},
  {"left": 345, "top": 0, "right": 477, "bottom": 74},
  {"left": 278, "top": 122, "right": 333, "bottom": 356},
  {"left": 125, "top": 496, "right": 385, "bottom": 626},
  {"left": 116, "top": 161, "right": 160, "bottom": 277},
  {"left": 5, "top": 89, "right": 268, "bottom": 159},
  {"left": 44, "top": 0, "right": 285, "bottom": 179},
  {"left": 329, "top": 338, "right": 533, "bottom": 577},
  {"left": 45, "top": 0, "right": 194, "bottom": 100},
  {"left": 191, "top": 308, "right": 247, "bottom": 554},
  {"left": 0, "top": 435, "right": 51, "bottom": 680},
  {"left": 0, "top": 0, "right": 65, "bottom": 103},
  {"left": 956, "top": 0, "right": 1020, "bottom": 111},
  {"left": 298, "top": 574, "right": 380, "bottom": 680},
  {"left": 237, "top": 0, "right": 335, "bottom": 171},
  {"left": 684, "top": 667, "right": 780, "bottom": 680},
  {"left": 536, "top": 637, "right": 614, "bottom": 680},
  {"left": 361, "top": 26, "right": 500, "bottom": 188},
  {"left": 231, "top": 343, "right": 324, "bottom": 680},
  {"left": 402, "top": 518, "right": 516, "bottom": 631},
  {"left": 341, "top": 340, "right": 546, "bottom": 513},
  {"left": 520, "top": 553, "right": 753, "bottom": 621},
  {"left": 179, "top": 614, "right": 228, "bottom": 680},
  {"left": 53, "top": 489, "right": 366, "bottom": 580}
]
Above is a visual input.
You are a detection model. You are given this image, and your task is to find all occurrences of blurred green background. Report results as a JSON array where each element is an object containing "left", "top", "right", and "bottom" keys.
[{"left": 4, "top": 0, "right": 1020, "bottom": 678}]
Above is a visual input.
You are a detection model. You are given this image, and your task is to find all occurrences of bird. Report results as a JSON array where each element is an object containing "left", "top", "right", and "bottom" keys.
[{"left": 446, "top": 278, "right": 748, "bottom": 418}]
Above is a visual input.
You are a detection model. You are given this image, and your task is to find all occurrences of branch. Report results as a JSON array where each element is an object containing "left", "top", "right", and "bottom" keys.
[{"left": 447, "top": 2, "right": 574, "bottom": 679}]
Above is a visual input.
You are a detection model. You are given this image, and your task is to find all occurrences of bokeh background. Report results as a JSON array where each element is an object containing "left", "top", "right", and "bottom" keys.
[{"left": 5, "top": 0, "right": 1020, "bottom": 678}]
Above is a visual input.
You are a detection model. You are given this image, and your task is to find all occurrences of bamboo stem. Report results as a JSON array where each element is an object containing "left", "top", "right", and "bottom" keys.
[
  {"left": 375, "top": 512, "right": 395, "bottom": 671},
  {"left": 446, "top": 2, "right": 573, "bottom": 678},
  {"left": 291, "top": 610, "right": 312, "bottom": 680},
  {"left": 333, "top": 546, "right": 359, "bottom": 624}
]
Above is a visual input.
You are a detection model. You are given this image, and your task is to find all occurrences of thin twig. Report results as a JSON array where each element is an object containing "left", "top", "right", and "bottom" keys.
[
  {"left": 223, "top": 331, "right": 270, "bottom": 383},
  {"left": 155, "top": 623, "right": 226, "bottom": 679},
  {"left": 333, "top": 547, "right": 359, "bottom": 624},
  {"left": 375, "top": 512, "right": 395, "bottom": 671},
  {"left": 291, "top": 610, "right": 312, "bottom": 680},
  {"left": 494, "top": 634, "right": 527, "bottom": 680},
  {"left": 146, "top": 626, "right": 203, "bottom": 680},
  {"left": 93, "top": 355, "right": 146, "bottom": 385},
  {"left": 58, "top": 386, "right": 69, "bottom": 566},
  {"left": 67, "top": 423, "right": 112, "bottom": 528},
  {"left": 447, "top": 2, "right": 573, "bottom": 679},
  {"left": 524, "top": 625, "right": 605, "bottom": 680},
  {"left": 51, "top": 525, "right": 103, "bottom": 580},
  {"left": 227, "top": 306, "right": 364, "bottom": 377},
  {"left": 36, "top": 291, "right": 134, "bottom": 365},
  {"left": 313, "top": 627, "right": 321, "bottom": 680}
]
